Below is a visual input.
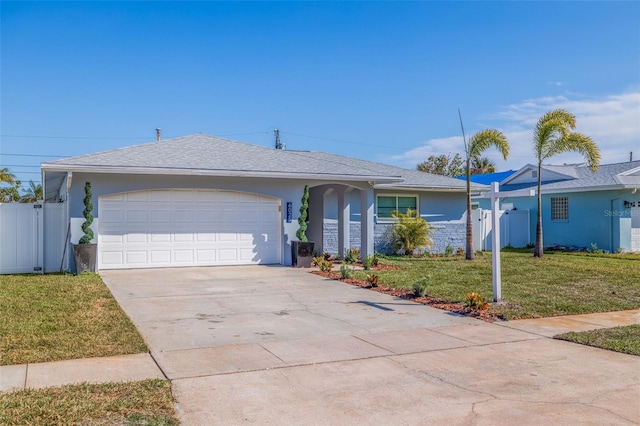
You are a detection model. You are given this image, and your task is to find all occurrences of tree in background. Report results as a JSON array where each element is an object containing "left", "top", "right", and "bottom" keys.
[
  {"left": 463, "top": 130, "right": 510, "bottom": 260},
  {"left": 0, "top": 167, "right": 16, "bottom": 185},
  {"left": 0, "top": 168, "right": 22, "bottom": 202},
  {"left": 533, "top": 109, "right": 600, "bottom": 258},
  {"left": 21, "top": 181, "right": 43, "bottom": 203},
  {"left": 470, "top": 156, "right": 497, "bottom": 175},
  {"left": 417, "top": 153, "right": 464, "bottom": 177}
]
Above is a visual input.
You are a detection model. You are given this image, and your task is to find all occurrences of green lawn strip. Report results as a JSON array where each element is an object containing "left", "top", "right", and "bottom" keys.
[
  {"left": 0, "top": 379, "right": 178, "bottom": 426},
  {"left": 358, "top": 251, "right": 640, "bottom": 320},
  {"left": 554, "top": 325, "right": 640, "bottom": 356},
  {"left": 0, "top": 273, "right": 147, "bottom": 365}
]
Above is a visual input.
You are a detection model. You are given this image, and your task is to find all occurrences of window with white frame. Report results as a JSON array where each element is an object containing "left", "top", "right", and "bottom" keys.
[
  {"left": 377, "top": 195, "right": 418, "bottom": 219},
  {"left": 551, "top": 197, "right": 568, "bottom": 221}
]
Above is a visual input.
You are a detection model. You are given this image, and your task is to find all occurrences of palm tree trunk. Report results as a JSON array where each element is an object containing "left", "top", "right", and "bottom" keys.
[
  {"left": 534, "top": 162, "right": 543, "bottom": 257},
  {"left": 465, "top": 158, "right": 474, "bottom": 260}
]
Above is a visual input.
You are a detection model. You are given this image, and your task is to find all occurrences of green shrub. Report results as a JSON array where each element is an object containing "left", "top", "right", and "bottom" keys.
[
  {"left": 362, "top": 255, "right": 374, "bottom": 270},
  {"left": 389, "top": 209, "right": 434, "bottom": 256},
  {"left": 444, "top": 243, "right": 453, "bottom": 257},
  {"left": 343, "top": 248, "right": 360, "bottom": 264},
  {"left": 296, "top": 185, "right": 310, "bottom": 242},
  {"left": 587, "top": 242, "right": 607, "bottom": 254},
  {"left": 412, "top": 277, "right": 429, "bottom": 297},
  {"left": 340, "top": 264, "right": 353, "bottom": 279},
  {"left": 79, "top": 182, "right": 94, "bottom": 244},
  {"left": 366, "top": 274, "right": 379, "bottom": 287},
  {"left": 464, "top": 292, "right": 489, "bottom": 310},
  {"left": 312, "top": 256, "right": 333, "bottom": 272}
]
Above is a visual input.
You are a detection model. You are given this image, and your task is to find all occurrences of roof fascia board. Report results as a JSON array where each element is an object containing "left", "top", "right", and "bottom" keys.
[
  {"left": 374, "top": 184, "right": 470, "bottom": 192},
  {"left": 40, "top": 164, "right": 404, "bottom": 184},
  {"left": 619, "top": 165, "right": 640, "bottom": 176},
  {"left": 501, "top": 164, "right": 536, "bottom": 184},
  {"left": 479, "top": 184, "right": 637, "bottom": 197}
]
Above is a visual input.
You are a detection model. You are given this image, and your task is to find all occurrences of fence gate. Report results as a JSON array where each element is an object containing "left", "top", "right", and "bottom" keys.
[
  {"left": 0, "top": 203, "right": 44, "bottom": 274},
  {"left": 473, "top": 208, "right": 531, "bottom": 251}
]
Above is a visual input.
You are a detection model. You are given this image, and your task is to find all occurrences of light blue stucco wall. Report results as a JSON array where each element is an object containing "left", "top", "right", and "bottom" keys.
[
  {"left": 320, "top": 188, "right": 467, "bottom": 255},
  {"left": 477, "top": 189, "right": 639, "bottom": 252}
]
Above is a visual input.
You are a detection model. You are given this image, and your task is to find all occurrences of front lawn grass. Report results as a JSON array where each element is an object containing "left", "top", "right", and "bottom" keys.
[
  {"left": 0, "top": 379, "right": 178, "bottom": 425},
  {"left": 359, "top": 250, "right": 640, "bottom": 320},
  {"left": 554, "top": 325, "right": 640, "bottom": 356},
  {"left": 0, "top": 273, "right": 147, "bottom": 365}
]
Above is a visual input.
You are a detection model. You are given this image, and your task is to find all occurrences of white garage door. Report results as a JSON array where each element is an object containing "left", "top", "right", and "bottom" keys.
[{"left": 98, "top": 189, "right": 281, "bottom": 269}]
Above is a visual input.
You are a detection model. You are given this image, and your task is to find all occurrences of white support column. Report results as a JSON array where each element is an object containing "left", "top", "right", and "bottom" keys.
[
  {"left": 360, "top": 188, "right": 375, "bottom": 260},
  {"left": 490, "top": 182, "right": 501, "bottom": 302},
  {"left": 337, "top": 187, "right": 351, "bottom": 257}
]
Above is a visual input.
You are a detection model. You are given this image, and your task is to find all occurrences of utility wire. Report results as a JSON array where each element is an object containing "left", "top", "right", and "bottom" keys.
[{"left": 1, "top": 153, "right": 66, "bottom": 158}]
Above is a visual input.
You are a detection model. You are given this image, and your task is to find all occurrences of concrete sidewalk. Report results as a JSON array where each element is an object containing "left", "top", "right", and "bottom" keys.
[
  {"left": 1, "top": 309, "right": 638, "bottom": 394},
  {"left": 0, "top": 353, "right": 165, "bottom": 393}
]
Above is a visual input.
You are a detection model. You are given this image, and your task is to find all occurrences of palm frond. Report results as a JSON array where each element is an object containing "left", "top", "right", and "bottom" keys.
[
  {"left": 534, "top": 109, "right": 576, "bottom": 160},
  {"left": 468, "top": 129, "right": 509, "bottom": 160},
  {"left": 550, "top": 133, "right": 601, "bottom": 172}
]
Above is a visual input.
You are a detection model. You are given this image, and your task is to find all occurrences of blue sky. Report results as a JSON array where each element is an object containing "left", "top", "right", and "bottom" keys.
[{"left": 2, "top": 1, "right": 639, "bottom": 186}]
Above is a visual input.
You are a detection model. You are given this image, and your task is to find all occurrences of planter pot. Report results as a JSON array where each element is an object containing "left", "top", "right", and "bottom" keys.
[
  {"left": 73, "top": 243, "right": 97, "bottom": 274},
  {"left": 292, "top": 241, "right": 315, "bottom": 268}
]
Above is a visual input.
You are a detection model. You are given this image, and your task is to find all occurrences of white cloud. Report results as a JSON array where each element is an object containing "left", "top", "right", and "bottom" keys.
[{"left": 390, "top": 91, "right": 640, "bottom": 171}]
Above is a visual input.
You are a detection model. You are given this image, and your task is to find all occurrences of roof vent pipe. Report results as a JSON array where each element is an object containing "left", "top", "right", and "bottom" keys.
[{"left": 156, "top": 128, "right": 161, "bottom": 142}]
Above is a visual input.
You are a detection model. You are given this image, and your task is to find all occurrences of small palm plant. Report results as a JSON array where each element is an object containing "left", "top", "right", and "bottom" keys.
[{"left": 390, "top": 208, "right": 433, "bottom": 255}]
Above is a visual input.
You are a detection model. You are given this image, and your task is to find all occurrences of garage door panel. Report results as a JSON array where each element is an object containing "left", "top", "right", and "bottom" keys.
[
  {"left": 126, "top": 251, "right": 148, "bottom": 264},
  {"left": 126, "top": 233, "right": 147, "bottom": 243},
  {"left": 150, "top": 251, "right": 171, "bottom": 263},
  {"left": 98, "top": 189, "right": 281, "bottom": 269},
  {"left": 150, "top": 191, "right": 171, "bottom": 202},
  {"left": 126, "top": 192, "right": 148, "bottom": 202},
  {"left": 150, "top": 233, "right": 171, "bottom": 243},
  {"left": 150, "top": 210, "right": 171, "bottom": 223},
  {"left": 126, "top": 210, "right": 147, "bottom": 222}
]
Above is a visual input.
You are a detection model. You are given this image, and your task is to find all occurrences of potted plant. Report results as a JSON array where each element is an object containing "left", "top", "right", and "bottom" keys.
[
  {"left": 292, "top": 185, "right": 315, "bottom": 267},
  {"left": 73, "top": 182, "right": 97, "bottom": 273}
]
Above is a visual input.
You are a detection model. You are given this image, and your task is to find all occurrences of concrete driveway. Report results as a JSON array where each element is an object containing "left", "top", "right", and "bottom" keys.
[{"left": 101, "top": 266, "right": 640, "bottom": 425}]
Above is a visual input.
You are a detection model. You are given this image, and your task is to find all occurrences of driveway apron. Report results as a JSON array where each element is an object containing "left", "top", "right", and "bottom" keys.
[{"left": 101, "top": 266, "right": 640, "bottom": 425}]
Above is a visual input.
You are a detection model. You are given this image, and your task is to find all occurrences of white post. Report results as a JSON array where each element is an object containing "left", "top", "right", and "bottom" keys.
[{"left": 490, "top": 182, "right": 501, "bottom": 302}]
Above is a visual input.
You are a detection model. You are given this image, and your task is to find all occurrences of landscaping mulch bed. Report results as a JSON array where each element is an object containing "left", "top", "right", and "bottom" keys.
[{"left": 312, "top": 270, "right": 505, "bottom": 322}]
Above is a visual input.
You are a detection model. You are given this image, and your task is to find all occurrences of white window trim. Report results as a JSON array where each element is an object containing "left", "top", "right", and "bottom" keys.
[{"left": 376, "top": 193, "right": 420, "bottom": 222}]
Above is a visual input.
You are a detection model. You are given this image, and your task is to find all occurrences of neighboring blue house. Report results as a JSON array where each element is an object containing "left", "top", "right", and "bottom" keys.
[{"left": 476, "top": 160, "right": 640, "bottom": 252}]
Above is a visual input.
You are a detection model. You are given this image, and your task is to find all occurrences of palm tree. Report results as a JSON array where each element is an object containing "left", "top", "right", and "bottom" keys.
[
  {"left": 464, "top": 129, "right": 509, "bottom": 260},
  {"left": 533, "top": 109, "right": 600, "bottom": 257},
  {"left": 0, "top": 167, "right": 16, "bottom": 185},
  {"left": 21, "top": 181, "right": 43, "bottom": 203},
  {"left": 470, "top": 156, "right": 496, "bottom": 175}
]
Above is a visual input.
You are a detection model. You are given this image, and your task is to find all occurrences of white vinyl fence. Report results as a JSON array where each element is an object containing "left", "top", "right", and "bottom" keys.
[
  {"left": 0, "top": 202, "right": 67, "bottom": 274},
  {"left": 472, "top": 208, "right": 531, "bottom": 251}
]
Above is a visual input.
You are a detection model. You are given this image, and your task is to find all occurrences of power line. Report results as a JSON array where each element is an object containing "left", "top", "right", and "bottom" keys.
[
  {"left": 0, "top": 164, "right": 41, "bottom": 168},
  {"left": 1, "top": 134, "right": 149, "bottom": 140},
  {"left": 1, "top": 153, "right": 66, "bottom": 158},
  {"left": 281, "top": 131, "right": 410, "bottom": 151}
]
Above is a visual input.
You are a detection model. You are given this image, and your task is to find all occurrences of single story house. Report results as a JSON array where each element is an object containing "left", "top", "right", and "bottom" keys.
[
  {"left": 476, "top": 160, "right": 640, "bottom": 252},
  {"left": 41, "top": 134, "right": 486, "bottom": 271}
]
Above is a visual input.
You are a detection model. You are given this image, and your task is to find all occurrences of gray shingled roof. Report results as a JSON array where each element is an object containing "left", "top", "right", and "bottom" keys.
[
  {"left": 42, "top": 133, "right": 479, "bottom": 191},
  {"left": 502, "top": 161, "right": 640, "bottom": 192}
]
